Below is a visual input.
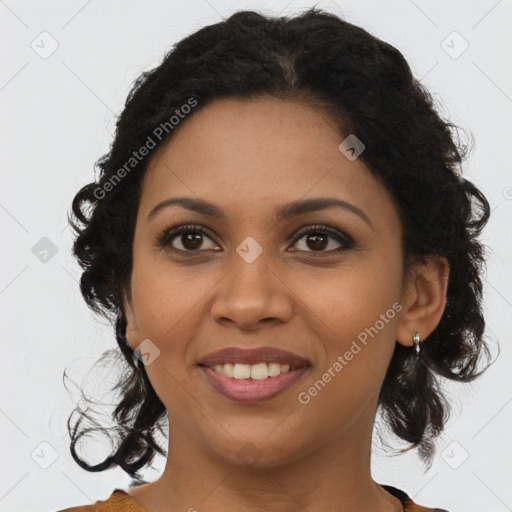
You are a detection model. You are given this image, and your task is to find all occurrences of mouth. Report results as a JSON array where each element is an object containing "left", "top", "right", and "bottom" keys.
[
  {"left": 199, "top": 365, "right": 310, "bottom": 403},
  {"left": 197, "top": 346, "right": 311, "bottom": 368},
  {"left": 200, "top": 361, "right": 306, "bottom": 379},
  {"left": 197, "top": 346, "right": 311, "bottom": 403}
]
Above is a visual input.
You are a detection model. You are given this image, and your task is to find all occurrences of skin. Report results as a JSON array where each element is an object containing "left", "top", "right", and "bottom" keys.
[{"left": 123, "top": 96, "right": 449, "bottom": 512}]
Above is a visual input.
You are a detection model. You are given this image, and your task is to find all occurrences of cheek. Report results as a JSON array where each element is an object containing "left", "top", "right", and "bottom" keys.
[
  {"left": 292, "top": 260, "right": 401, "bottom": 336},
  {"left": 292, "top": 279, "right": 400, "bottom": 437},
  {"left": 129, "top": 261, "right": 206, "bottom": 411},
  {"left": 289, "top": 256, "right": 402, "bottom": 385},
  {"left": 130, "top": 254, "right": 210, "bottom": 338}
]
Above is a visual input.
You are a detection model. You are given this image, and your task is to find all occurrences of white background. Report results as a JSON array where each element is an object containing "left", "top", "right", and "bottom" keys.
[{"left": 1, "top": 1, "right": 511, "bottom": 511}]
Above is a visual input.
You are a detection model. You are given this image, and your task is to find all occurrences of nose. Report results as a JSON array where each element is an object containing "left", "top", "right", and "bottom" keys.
[{"left": 210, "top": 249, "right": 293, "bottom": 331}]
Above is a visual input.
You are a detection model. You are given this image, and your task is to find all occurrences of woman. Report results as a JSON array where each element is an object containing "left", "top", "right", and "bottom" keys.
[{"left": 60, "top": 8, "right": 493, "bottom": 512}]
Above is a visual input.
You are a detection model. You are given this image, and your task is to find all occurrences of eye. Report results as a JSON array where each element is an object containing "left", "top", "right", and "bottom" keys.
[
  {"left": 155, "top": 223, "right": 354, "bottom": 256},
  {"left": 156, "top": 224, "right": 219, "bottom": 253},
  {"left": 289, "top": 224, "right": 354, "bottom": 256}
]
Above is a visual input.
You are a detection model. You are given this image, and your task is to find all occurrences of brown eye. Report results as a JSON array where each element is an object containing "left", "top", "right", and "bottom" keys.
[
  {"left": 156, "top": 224, "right": 218, "bottom": 252},
  {"left": 289, "top": 225, "right": 354, "bottom": 255},
  {"left": 155, "top": 223, "right": 354, "bottom": 257},
  {"left": 304, "top": 232, "right": 329, "bottom": 251},
  {"left": 178, "top": 231, "right": 208, "bottom": 251}
]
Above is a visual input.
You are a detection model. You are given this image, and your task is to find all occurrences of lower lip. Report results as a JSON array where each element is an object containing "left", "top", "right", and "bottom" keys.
[{"left": 199, "top": 365, "right": 310, "bottom": 403}]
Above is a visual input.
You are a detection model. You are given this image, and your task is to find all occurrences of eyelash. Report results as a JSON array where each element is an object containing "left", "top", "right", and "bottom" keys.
[{"left": 155, "top": 223, "right": 355, "bottom": 257}]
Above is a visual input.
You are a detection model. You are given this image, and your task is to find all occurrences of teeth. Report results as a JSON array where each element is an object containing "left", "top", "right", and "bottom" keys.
[
  {"left": 268, "top": 362, "right": 281, "bottom": 377},
  {"left": 250, "top": 362, "right": 268, "bottom": 380},
  {"left": 212, "top": 362, "right": 294, "bottom": 379}
]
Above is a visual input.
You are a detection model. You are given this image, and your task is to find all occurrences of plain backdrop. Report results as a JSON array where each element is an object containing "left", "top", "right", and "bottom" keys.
[{"left": 1, "top": 1, "right": 511, "bottom": 511}]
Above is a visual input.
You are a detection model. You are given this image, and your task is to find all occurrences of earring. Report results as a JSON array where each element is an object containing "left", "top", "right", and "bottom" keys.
[{"left": 413, "top": 331, "right": 421, "bottom": 356}]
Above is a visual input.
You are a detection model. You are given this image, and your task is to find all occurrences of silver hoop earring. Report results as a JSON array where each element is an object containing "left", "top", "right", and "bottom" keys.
[{"left": 413, "top": 331, "right": 421, "bottom": 356}]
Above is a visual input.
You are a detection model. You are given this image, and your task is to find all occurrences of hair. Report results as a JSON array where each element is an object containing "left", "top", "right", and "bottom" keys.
[{"left": 66, "top": 7, "right": 496, "bottom": 481}]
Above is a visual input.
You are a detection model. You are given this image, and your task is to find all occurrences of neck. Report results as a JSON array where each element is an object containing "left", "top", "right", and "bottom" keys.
[{"left": 129, "top": 393, "right": 403, "bottom": 512}]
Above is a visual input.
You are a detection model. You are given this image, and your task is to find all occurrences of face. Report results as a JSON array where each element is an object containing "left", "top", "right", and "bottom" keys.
[{"left": 124, "top": 96, "right": 415, "bottom": 467}]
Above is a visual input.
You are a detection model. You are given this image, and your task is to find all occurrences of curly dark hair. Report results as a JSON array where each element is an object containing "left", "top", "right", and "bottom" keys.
[{"left": 66, "top": 7, "right": 496, "bottom": 482}]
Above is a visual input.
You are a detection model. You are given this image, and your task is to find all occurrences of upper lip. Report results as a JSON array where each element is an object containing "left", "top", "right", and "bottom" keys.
[{"left": 197, "top": 347, "right": 311, "bottom": 368}]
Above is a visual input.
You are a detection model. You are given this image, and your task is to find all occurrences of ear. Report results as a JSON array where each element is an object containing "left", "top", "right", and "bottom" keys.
[
  {"left": 395, "top": 255, "right": 450, "bottom": 347},
  {"left": 122, "top": 289, "right": 140, "bottom": 351}
]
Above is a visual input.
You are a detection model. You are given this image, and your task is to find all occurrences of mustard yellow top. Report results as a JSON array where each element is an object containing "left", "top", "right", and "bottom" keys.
[{"left": 57, "top": 485, "right": 450, "bottom": 512}]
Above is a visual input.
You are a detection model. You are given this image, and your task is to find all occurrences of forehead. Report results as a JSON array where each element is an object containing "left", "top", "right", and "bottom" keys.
[{"left": 138, "top": 97, "right": 398, "bottom": 229}]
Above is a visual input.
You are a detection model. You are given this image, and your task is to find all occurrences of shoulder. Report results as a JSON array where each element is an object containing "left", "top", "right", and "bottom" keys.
[
  {"left": 405, "top": 495, "right": 451, "bottom": 512},
  {"left": 407, "top": 505, "right": 450, "bottom": 512},
  {"left": 381, "top": 484, "right": 450, "bottom": 512},
  {"left": 404, "top": 492, "right": 450, "bottom": 512},
  {"left": 57, "top": 489, "right": 146, "bottom": 512}
]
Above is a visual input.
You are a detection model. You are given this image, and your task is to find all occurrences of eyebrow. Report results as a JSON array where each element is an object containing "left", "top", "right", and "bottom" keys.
[{"left": 147, "top": 196, "right": 374, "bottom": 230}]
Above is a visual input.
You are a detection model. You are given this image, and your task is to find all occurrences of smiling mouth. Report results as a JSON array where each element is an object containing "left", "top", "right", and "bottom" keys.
[
  {"left": 200, "top": 361, "right": 306, "bottom": 380},
  {"left": 198, "top": 363, "right": 310, "bottom": 403}
]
